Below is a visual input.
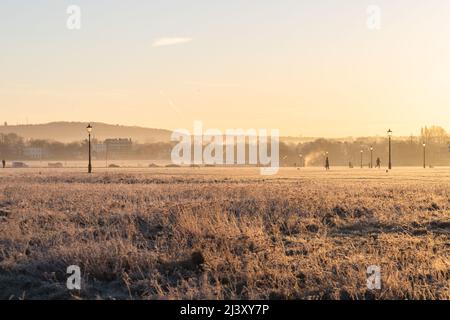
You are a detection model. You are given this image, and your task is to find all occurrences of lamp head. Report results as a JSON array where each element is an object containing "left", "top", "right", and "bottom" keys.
[
  {"left": 86, "top": 124, "right": 93, "bottom": 134},
  {"left": 387, "top": 129, "right": 393, "bottom": 136}
]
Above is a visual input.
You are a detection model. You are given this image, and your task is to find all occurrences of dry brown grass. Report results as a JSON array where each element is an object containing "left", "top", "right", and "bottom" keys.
[{"left": 0, "top": 168, "right": 449, "bottom": 300}]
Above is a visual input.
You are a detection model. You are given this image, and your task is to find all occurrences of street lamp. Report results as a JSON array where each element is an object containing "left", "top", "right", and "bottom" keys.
[
  {"left": 423, "top": 142, "right": 426, "bottom": 169},
  {"left": 370, "top": 146, "right": 374, "bottom": 169},
  {"left": 360, "top": 150, "right": 363, "bottom": 168},
  {"left": 299, "top": 154, "right": 304, "bottom": 167},
  {"left": 388, "top": 129, "right": 393, "bottom": 170},
  {"left": 87, "top": 124, "right": 93, "bottom": 173}
]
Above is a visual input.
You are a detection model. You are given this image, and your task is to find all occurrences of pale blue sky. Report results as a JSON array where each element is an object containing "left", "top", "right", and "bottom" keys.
[{"left": 1, "top": 1, "right": 450, "bottom": 136}]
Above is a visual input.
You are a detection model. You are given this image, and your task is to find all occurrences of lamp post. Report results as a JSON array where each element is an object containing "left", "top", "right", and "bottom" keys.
[
  {"left": 423, "top": 142, "right": 426, "bottom": 169},
  {"left": 388, "top": 129, "right": 392, "bottom": 170},
  {"left": 87, "top": 124, "right": 92, "bottom": 173},
  {"left": 299, "top": 154, "right": 304, "bottom": 167},
  {"left": 360, "top": 150, "right": 363, "bottom": 168},
  {"left": 370, "top": 146, "right": 374, "bottom": 169}
]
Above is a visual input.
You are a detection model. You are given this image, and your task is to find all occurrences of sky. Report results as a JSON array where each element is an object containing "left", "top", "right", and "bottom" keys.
[{"left": 1, "top": 0, "right": 450, "bottom": 137}]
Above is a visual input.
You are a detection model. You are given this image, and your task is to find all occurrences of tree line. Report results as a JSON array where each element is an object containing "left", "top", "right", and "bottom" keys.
[{"left": 0, "top": 126, "right": 449, "bottom": 166}]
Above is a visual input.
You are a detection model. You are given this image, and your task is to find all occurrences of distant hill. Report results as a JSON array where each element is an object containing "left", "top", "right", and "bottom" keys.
[
  {"left": 0, "top": 122, "right": 423, "bottom": 145},
  {"left": 0, "top": 122, "right": 172, "bottom": 143}
]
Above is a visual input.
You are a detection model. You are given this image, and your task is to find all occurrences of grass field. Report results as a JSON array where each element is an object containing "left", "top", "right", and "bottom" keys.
[{"left": 0, "top": 167, "right": 449, "bottom": 300}]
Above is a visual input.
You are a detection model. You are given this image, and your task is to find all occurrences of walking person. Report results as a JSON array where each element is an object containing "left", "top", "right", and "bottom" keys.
[
  {"left": 2, "top": 160, "right": 5, "bottom": 168},
  {"left": 376, "top": 157, "right": 381, "bottom": 168}
]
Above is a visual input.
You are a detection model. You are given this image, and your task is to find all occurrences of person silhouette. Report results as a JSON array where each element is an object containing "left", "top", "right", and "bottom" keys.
[
  {"left": 2, "top": 160, "right": 5, "bottom": 168},
  {"left": 376, "top": 158, "right": 381, "bottom": 168},
  {"left": 325, "top": 157, "right": 330, "bottom": 170}
]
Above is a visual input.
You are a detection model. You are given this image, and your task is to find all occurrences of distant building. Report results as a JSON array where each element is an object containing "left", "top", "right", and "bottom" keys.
[
  {"left": 93, "top": 138, "right": 132, "bottom": 158},
  {"left": 105, "top": 138, "right": 132, "bottom": 154},
  {"left": 93, "top": 143, "right": 107, "bottom": 154},
  {"left": 23, "top": 147, "right": 48, "bottom": 159}
]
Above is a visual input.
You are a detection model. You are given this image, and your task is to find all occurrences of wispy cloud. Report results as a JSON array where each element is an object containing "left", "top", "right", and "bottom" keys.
[{"left": 152, "top": 37, "right": 193, "bottom": 47}]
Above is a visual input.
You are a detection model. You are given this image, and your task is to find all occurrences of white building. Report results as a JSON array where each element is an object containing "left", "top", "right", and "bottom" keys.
[
  {"left": 93, "top": 143, "right": 107, "bottom": 153},
  {"left": 23, "top": 147, "right": 47, "bottom": 159}
]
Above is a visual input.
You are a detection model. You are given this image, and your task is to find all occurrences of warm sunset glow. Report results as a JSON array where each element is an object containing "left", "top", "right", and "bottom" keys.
[{"left": 1, "top": 1, "right": 450, "bottom": 136}]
